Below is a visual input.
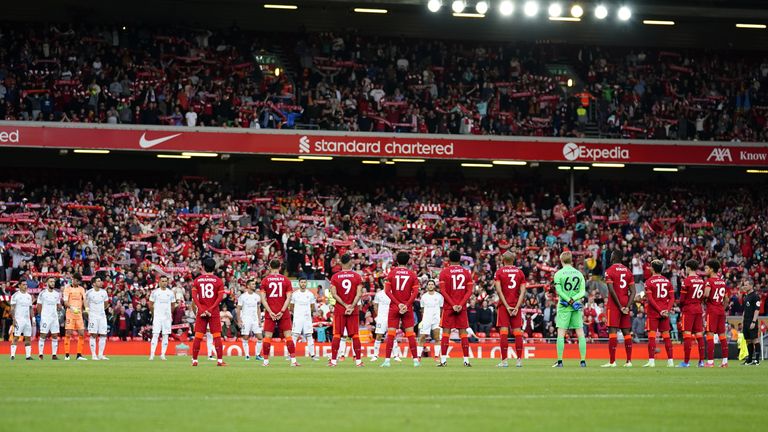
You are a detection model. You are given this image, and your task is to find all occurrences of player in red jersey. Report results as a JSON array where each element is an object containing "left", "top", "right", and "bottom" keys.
[
  {"left": 437, "top": 250, "right": 474, "bottom": 367},
  {"left": 601, "top": 249, "right": 635, "bottom": 368},
  {"left": 703, "top": 259, "right": 729, "bottom": 367},
  {"left": 381, "top": 251, "right": 420, "bottom": 368},
  {"left": 677, "top": 259, "right": 707, "bottom": 368},
  {"left": 493, "top": 251, "right": 527, "bottom": 368},
  {"left": 328, "top": 254, "right": 364, "bottom": 367},
  {"left": 191, "top": 258, "right": 226, "bottom": 367},
  {"left": 260, "top": 259, "right": 298, "bottom": 367},
  {"left": 643, "top": 260, "right": 674, "bottom": 368}
]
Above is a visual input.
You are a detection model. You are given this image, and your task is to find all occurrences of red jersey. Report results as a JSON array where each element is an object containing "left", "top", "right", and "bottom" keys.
[
  {"left": 705, "top": 276, "right": 727, "bottom": 315},
  {"left": 604, "top": 263, "right": 632, "bottom": 308},
  {"left": 438, "top": 265, "right": 473, "bottom": 309},
  {"left": 494, "top": 265, "right": 526, "bottom": 306},
  {"left": 330, "top": 270, "right": 363, "bottom": 311},
  {"left": 192, "top": 274, "right": 224, "bottom": 315},
  {"left": 644, "top": 274, "right": 673, "bottom": 317},
  {"left": 260, "top": 273, "right": 293, "bottom": 313},
  {"left": 384, "top": 267, "right": 419, "bottom": 306},
  {"left": 680, "top": 275, "right": 705, "bottom": 314}
]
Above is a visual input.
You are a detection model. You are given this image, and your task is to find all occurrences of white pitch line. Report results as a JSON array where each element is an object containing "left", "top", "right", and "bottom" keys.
[{"left": 3, "top": 394, "right": 761, "bottom": 403}]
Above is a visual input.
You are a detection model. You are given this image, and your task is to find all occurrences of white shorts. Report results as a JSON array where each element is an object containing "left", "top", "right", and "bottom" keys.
[
  {"left": 419, "top": 317, "right": 440, "bottom": 336},
  {"left": 40, "top": 316, "right": 60, "bottom": 335},
  {"left": 374, "top": 318, "right": 387, "bottom": 335},
  {"left": 241, "top": 318, "right": 263, "bottom": 336},
  {"left": 87, "top": 316, "right": 108, "bottom": 335},
  {"left": 14, "top": 320, "right": 32, "bottom": 337},
  {"left": 153, "top": 319, "right": 172, "bottom": 335},
  {"left": 292, "top": 318, "right": 313, "bottom": 335}
]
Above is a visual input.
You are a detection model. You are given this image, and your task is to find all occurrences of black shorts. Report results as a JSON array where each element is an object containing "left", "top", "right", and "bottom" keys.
[{"left": 743, "top": 322, "right": 758, "bottom": 340}]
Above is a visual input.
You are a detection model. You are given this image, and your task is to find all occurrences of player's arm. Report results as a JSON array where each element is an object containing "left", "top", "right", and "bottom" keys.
[
  {"left": 10, "top": 297, "right": 16, "bottom": 326},
  {"left": 259, "top": 289, "right": 275, "bottom": 316},
  {"left": 63, "top": 289, "right": 70, "bottom": 309},
  {"left": 703, "top": 280, "right": 711, "bottom": 298},
  {"left": 236, "top": 299, "right": 243, "bottom": 325},
  {"left": 148, "top": 292, "right": 155, "bottom": 312},
  {"left": 279, "top": 283, "right": 292, "bottom": 314},
  {"left": 605, "top": 273, "right": 622, "bottom": 310},
  {"left": 351, "top": 283, "right": 364, "bottom": 310},
  {"left": 572, "top": 274, "right": 587, "bottom": 303},
  {"left": 204, "top": 285, "right": 226, "bottom": 315},
  {"left": 514, "top": 282, "right": 527, "bottom": 313},
  {"left": 383, "top": 278, "right": 398, "bottom": 305},
  {"left": 553, "top": 274, "right": 569, "bottom": 303},
  {"left": 372, "top": 298, "right": 379, "bottom": 317},
  {"left": 458, "top": 277, "right": 473, "bottom": 308},
  {"left": 645, "top": 281, "right": 661, "bottom": 314},
  {"left": 626, "top": 279, "right": 636, "bottom": 311},
  {"left": 678, "top": 280, "right": 689, "bottom": 310},
  {"left": 329, "top": 282, "right": 348, "bottom": 309},
  {"left": 439, "top": 277, "right": 456, "bottom": 307},
  {"left": 406, "top": 279, "right": 419, "bottom": 306},
  {"left": 289, "top": 295, "right": 295, "bottom": 314},
  {"left": 191, "top": 286, "right": 202, "bottom": 310},
  {"left": 494, "top": 278, "right": 512, "bottom": 310},
  {"left": 28, "top": 302, "right": 33, "bottom": 324}
]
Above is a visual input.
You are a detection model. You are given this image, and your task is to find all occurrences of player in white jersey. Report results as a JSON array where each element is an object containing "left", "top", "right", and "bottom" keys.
[
  {"left": 10, "top": 281, "right": 34, "bottom": 360},
  {"left": 237, "top": 279, "right": 264, "bottom": 361},
  {"left": 149, "top": 275, "right": 177, "bottom": 360},
  {"left": 85, "top": 276, "right": 110, "bottom": 360},
  {"left": 370, "top": 287, "right": 400, "bottom": 362},
  {"left": 418, "top": 280, "right": 444, "bottom": 360},
  {"left": 291, "top": 279, "right": 319, "bottom": 361},
  {"left": 37, "top": 277, "right": 62, "bottom": 360}
]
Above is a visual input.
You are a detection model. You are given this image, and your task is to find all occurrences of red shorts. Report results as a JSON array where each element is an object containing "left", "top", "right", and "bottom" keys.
[
  {"left": 496, "top": 306, "right": 523, "bottom": 330},
  {"left": 387, "top": 305, "right": 415, "bottom": 329},
  {"left": 333, "top": 307, "right": 359, "bottom": 336},
  {"left": 263, "top": 314, "right": 292, "bottom": 334},
  {"left": 706, "top": 313, "right": 726, "bottom": 334},
  {"left": 606, "top": 304, "right": 632, "bottom": 329},
  {"left": 440, "top": 308, "right": 469, "bottom": 330},
  {"left": 194, "top": 312, "right": 222, "bottom": 335},
  {"left": 681, "top": 311, "right": 704, "bottom": 333},
  {"left": 646, "top": 315, "right": 671, "bottom": 333}
]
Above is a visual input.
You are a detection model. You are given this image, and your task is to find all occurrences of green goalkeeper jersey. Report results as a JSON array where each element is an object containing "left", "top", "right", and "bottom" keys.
[{"left": 553, "top": 264, "right": 586, "bottom": 308}]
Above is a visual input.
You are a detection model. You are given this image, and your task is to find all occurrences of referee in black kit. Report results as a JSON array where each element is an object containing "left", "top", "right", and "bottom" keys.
[{"left": 742, "top": 281, "right": 761, "bottom": 366}]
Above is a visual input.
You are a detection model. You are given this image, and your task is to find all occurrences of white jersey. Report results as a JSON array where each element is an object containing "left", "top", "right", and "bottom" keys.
[
  {"left": 85, "top": 289, "right": 109, "bottom": 318},
  {"left": 374, "top": 290, "right": 390, "bottom": 322},
  {"left": 420, "top": 292, "right": 444, "bottom": 321},
  {"left": 150, "top": 288, "right": 176, "bottom": 321},
  {"left": 10, "top": 291, "right": 33, "bottom": 323},
  {"left": 291, "top": 290, "right": 316, "bottom": 320},
  {"left": 37, "top": 289, "right": 61, "bottom": 319},
  {"left": 238, "top": 292, "right": 261, "bottom": 321}
]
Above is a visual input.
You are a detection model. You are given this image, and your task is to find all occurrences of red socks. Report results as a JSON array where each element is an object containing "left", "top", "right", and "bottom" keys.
[
  {"left": 406, "top": 331, "right": 418, "bottom": 359},
  {"left": 499, "top": 331, "right": 509, "bottom": 360},
  {"left": 608, "top": 333, "right": 618, "bottom": 363},
  {"left": 719, "top": 336, "right": 728, "bottom": 360},
  {"left": 647, "top": 331, "right": 657, "bottom": 359},
  {"left": 384, "top": 330, "right": 396, "bottom": 359},
  {"left": 662, "top": 333, "right": 673, "bottom": 359},
  {"left": 192, "top": 334, "right": 202, "bottom": 360},
  {"left": 351, "top": 335, "right": 361, "bottom": 360},
  {"left": 513, "top": 330, "right": 523, "bottom": 360},
  {"left": 331, "top": 335, "right": 341, "bottom": 361},
  {"left": 696, "top": 335, "right": 705, "bottom": 362},
  {"left": 286, "top": 336, "right": 296, "bottom": 359},
  {"left": 213, "top": 335, "right": 223, "bottom": 360},
  {"left": 706, "top": 335, "right": 715, "bottom": 360},
  {"left": 460, "top": 335, "right": 469, "bottom": 358},
  {"left": 624, "top": 334, "right": 633, "bottom": 362},
  {"left": 683, "top": 334, "right": 693, "bottom": 363},
  {"left": 440, "top": 334, "right": 449, "bottom": 358},
  {"left": 263, "top": 338, "right": 272, "bottom": 360}
]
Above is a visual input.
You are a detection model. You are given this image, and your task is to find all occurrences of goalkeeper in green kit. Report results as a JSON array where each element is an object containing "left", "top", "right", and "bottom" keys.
[{"left": 552, "top": 251, "right": 588, "bottom": 368}]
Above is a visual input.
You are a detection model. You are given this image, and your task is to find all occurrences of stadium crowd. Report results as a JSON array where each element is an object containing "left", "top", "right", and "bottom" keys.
[
  {"left": 0, "top": 175, "right": 765, "bottom": 343},
  {"left": 2, "top": 24, "right": 768, "bottom": 141}
]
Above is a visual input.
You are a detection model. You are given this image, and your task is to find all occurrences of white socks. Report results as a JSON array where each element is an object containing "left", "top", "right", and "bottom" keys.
[
  {"left": 206, "top": 334, "right": 215, "bottom": 356},
  {"left": 99, "top": 336, "right": 107, "bottom": 358},
  {"left": 255, "top": 340, "right": 263, "bottom": 356},
  {"left": 307, "top": 336, "right": 315, "bottom": 357},
  {"left": 161, "top": 335, "right": 168, "bottom": 357},
  {"left": 242, "top": 338, "right": 250, "bottom": 357},
  {"left": 373, "top": 339, "right": 382, "bottom": 356},
  {"left": 25, "top": 345, "right": 31, "bottom": 358},
  {"left": 151, "top": 334, "right": 159, "bottom": 357},
  {"left": 52, "top": 339, "right": 58, "bottom": 355},
  {"left": 10, "top": 343, "right": 17, "bottom": 357},
  {"left": 417, "top": 346, "right": 424, "bottom": 358},
  {"left": 434, "top": 342, "right": 441, "bottom": 358},
  {"left": 39, "top": 338, "right": 45, "bottom": 355},
  {"left": 90, "top": 336, "right": 97, "bottom": 356},
  {"left": 339, "top": 339, "right": 347, "bottom": 356}
]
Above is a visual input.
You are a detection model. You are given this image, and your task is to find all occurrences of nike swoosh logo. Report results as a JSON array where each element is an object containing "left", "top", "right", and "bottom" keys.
[{"left": 139, "top": 133, "right": 182, "bottom": 149}]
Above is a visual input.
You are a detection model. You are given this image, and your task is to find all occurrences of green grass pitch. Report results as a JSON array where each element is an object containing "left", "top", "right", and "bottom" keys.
[{"left": 2, "top": 356, "right": 763, "bottom": 432}]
